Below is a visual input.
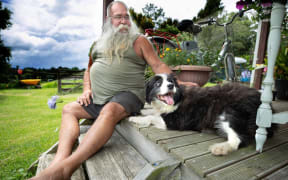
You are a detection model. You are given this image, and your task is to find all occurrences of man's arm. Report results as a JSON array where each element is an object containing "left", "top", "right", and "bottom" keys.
[
  {"left": 83, "top": 69, "right": 91, "bottom": 92},
  {"left": 77, "top": 57, "right": 93, "bottom": 106},
  {"left": 135, "top": 36, "right": 172, "bottom": 74},
  {"left": 135, "top": 36, "right": 198, "bottom": 86}
]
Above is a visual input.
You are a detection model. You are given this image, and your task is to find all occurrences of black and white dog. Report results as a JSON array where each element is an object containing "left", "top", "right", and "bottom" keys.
[{"left": 129, "top": 74, "right": 276, "bottom": 155}]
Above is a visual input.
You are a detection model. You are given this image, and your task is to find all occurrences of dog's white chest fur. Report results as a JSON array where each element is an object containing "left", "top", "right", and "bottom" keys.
[{"left": 151, "top": 100, "right": 179, "bottom": 114}]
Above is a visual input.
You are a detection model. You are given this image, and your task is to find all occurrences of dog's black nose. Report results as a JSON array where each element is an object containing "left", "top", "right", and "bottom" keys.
[{"left": 168, "top": 84, "right": 174, "bottom": 90}]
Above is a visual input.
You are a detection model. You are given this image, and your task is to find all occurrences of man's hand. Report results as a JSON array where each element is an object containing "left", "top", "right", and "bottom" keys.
[
  {"left": 177, "top": 80, "right": 199, "bottom": 87},
  {"left": 77, "top": 90, "right": 92, "bottom": 106}
]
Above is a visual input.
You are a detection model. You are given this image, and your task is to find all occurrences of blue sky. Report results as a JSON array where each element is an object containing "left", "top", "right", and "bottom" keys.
[{"left": 1, "top": 0, "right": 239, "bottom": 69}]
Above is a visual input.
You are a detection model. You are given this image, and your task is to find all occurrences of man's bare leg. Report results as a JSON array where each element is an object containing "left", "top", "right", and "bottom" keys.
[
  {"left": 49, "top": 102, "right": 93, "bottom": 167},
  {"left": 31, "top": 102, "right": 128, "bottom": 179}
]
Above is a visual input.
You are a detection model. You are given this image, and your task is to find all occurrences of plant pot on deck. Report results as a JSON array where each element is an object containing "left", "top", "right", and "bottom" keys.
[{"left": 171, "top": 65, "right": 213, "bottom": 87}]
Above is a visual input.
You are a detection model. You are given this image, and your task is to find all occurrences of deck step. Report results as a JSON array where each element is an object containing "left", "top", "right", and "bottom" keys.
[
  {"left": 78, "top": 131, "right": 147, "bottom": 179},
  {"left": 36, "top": 153, "right": 86, "bottom": 180}
]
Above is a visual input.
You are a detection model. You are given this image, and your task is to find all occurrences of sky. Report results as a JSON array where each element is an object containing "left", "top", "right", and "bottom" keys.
[{"left": 1, "top": 0, "right": 239, "bottom": 69}]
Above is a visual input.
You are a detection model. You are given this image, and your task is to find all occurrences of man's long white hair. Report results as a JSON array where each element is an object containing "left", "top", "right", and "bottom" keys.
[{"left": 94, "top": 6, "right": 139, "bottom": 62}]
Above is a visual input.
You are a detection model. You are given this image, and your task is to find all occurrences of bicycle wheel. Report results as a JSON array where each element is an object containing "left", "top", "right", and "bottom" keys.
[{"left": 224, "top": 53, "right": 237, "bottom": 81}]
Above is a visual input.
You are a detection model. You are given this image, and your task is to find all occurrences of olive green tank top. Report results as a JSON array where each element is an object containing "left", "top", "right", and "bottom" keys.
[{"left": 90, "top": 34, "right": 146, "bottom": 104}]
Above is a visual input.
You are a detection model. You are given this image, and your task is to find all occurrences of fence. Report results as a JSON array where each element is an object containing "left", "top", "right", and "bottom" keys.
[{"left": 57, "top": 70, "right": 84, "bottom": 94}]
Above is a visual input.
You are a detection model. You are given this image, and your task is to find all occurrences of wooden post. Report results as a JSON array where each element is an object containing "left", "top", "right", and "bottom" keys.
[
  {"left": 103, "top": 0, "right": 114, "bottom": 24},
  {"left": 253, "top": 21, "right": 270, "bottom": 90},
  {"left": 57, "top": 71, "right": 61, "bottom": 94}
]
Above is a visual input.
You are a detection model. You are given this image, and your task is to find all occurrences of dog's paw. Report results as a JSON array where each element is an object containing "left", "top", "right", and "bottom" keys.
[
  {"left": 153, "top": 122, "right": 167, "bottom": 130},
  {"left": 209, "top": 142, "right": 236, "bottom": 156},
  {"left": 140, "top": 108, "right": 157, "bottom": 116},
  {"left": 128, "top": 116, "right": 151, "bottom": 127}
]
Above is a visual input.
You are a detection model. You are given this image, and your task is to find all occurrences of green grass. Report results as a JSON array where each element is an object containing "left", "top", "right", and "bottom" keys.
[
  {"left": 0, "top": 87, "right": 80, "bottom": 179},
  {"left": 204, "top": 82, "right": 217, "bottom": 87}
]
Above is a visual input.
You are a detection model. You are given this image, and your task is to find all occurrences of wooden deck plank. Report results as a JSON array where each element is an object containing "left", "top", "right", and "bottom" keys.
[
  {"left": 36, "top": 153, "right": 86, "bottom": 180},
  {"left": 170, "top": 138, "right": 225, "bottom": 162},
  {"left": 263, "top": 165, "right": 288, "bottom": 180},
  {"left": 205, "top": 143, "right": 288, "bottom": 180},
  {"left": 139, "top": 127, "right": 196, "bottom": 143},
  {"left": 81, "top": 131, "right": 147, "bottom": 180},
  {"left": 116, "top": 120, "right": 172, "bottom": 163},
  {"left": 185, "top": 130, "right": 288, "bottom": 177},
  {"left": 159, "top": 132, "right": 222, "bottom": 152}
]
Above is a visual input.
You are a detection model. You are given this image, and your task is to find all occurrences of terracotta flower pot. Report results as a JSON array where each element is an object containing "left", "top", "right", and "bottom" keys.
[{"left": 171, "top": 65, "right": 213, "bottom": 87}]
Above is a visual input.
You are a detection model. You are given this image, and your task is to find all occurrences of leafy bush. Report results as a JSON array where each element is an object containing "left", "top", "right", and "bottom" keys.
[
  {"left": 160, "top": 47, "right": 220, "bottom": 68},
  {"left": 275, "top": 46, "right": 288, "bottom": 80},
  {"left": 144, "top": 66, "right": 155, "bottom": 81}
]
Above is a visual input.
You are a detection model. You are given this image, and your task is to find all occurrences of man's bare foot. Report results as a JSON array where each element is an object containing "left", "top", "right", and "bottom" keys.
[{"left": 30, "top": 163, "right": 71, "bottom": 180}]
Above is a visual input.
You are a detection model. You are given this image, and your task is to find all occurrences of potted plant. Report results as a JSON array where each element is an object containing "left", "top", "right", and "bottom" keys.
[
  {"left": 274, "top": 46, "right": 288, "bottom": 100},
  {"left": 160, "top": 47, "right": 220, "bottom": 86}
]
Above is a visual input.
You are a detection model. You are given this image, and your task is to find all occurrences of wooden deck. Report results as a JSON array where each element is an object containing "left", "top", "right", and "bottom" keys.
[
  {"left": 117, "top": 120, "right": 288, "bottom": 180},
  {"left": 35, "top": 100, "right": 288, "bottom": 179}
]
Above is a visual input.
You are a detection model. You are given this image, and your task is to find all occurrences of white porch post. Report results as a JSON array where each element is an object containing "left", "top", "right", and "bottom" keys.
[{"left": 255, "top": 2, "right": 286, "bottom": 152}]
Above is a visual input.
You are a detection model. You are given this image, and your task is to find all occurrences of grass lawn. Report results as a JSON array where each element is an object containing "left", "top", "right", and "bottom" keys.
[{"left": 0, "top": 85, "right": 81, "bottom": 179}]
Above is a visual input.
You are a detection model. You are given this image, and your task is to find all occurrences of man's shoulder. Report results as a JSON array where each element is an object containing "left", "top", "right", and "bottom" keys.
[
  {"left": 134, "top": 35, "right": 151, "bottom": 47},
  {"left": 134, "top": 34, "right": 145, "bottom": 42}
]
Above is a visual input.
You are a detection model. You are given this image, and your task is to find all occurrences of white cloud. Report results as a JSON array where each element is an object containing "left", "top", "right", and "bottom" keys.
[
  {"left": 47, "top": 16, "right": 94, "bottom": 38},
  {"left": 2, "top": 0, "right": 238, "bottom": 69},
  {"left": 2, "top": 0, "right": 102, "bottom": 68},
  {"left": 10, "top": 0, "right": 57, "bottom": 32}
]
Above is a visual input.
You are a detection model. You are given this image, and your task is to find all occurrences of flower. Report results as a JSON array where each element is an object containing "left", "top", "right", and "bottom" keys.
[
  {"left": 236, "top": 0, "right": 246, "bottom": 10},
  {"left": 235, "top": 0, "right": 274, "bottom": 20},
  {"left": 236, "top": 0, "right": 272, "bottom": 10}
]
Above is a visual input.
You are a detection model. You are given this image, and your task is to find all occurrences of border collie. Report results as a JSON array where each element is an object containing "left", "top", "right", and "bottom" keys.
[{"left": 129, "top": 74, "right": 276, "bottom": 155}]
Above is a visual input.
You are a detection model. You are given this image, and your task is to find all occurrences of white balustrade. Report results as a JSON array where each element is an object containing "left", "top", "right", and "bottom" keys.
[{"left": 255, "top": 2, "right": 288, "bottom": 152}]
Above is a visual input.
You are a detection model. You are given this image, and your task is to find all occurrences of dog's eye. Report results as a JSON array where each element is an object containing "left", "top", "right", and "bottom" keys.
[
  {"left": 167, "top": 77, "right": 174, "bottom": 83},
  {"left": 155, "top": 82, "right": 161, "bottom": 87}
]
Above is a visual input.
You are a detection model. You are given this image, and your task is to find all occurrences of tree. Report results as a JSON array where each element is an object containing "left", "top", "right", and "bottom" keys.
[
  {"left": 194, "top": 0, "right": 224, "bottom": 21},
  {"left": 142, "top": 3, "right": 165, "bottom": 28},
  {"left": 158, "top": 17, "right": 180, "bottom": 35},
  {"left": 129, "top": 8, "right": 154, "bottom": 33},
  {"left": 0, "top": 2, "right": 12, "bottom": 83},
  {"left": 197, "top": 12, "right": 256, "bottom": 57}
]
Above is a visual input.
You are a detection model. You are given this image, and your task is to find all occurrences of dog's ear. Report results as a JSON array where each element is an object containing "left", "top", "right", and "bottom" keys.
[
  {"left": 173, "top": 86, "right": 183, "bottom": 104},
  {"left": 168, "top": 73, "right": 179, "bottom": 87},
  {"left": 145, "top": 75, "right": 162, "bottom": 104},
  {"left": 168, "top": 73, "right": 183, "bottom": 104}
]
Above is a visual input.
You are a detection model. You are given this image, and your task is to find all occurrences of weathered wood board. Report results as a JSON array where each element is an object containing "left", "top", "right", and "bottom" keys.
[
  {"left": 79, "top": 131, "right": 147, "bottom": 180},
  {"left": 206, "top": 143, "right": 288, "bottom": 180}
]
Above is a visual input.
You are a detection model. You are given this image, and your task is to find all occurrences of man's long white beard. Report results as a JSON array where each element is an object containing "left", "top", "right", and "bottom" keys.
[{"left": 94, "top": 19, "right": 139, "bottom": 62}]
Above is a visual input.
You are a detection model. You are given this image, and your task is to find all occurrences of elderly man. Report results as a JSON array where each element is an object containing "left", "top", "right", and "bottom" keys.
[{"left": 31, "top": 1, "right": 197, "bottom": 179}]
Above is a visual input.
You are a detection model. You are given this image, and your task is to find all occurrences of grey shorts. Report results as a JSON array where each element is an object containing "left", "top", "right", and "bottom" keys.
[{"left": 82, "top": 91, "right": 144, "bottom": 120}]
